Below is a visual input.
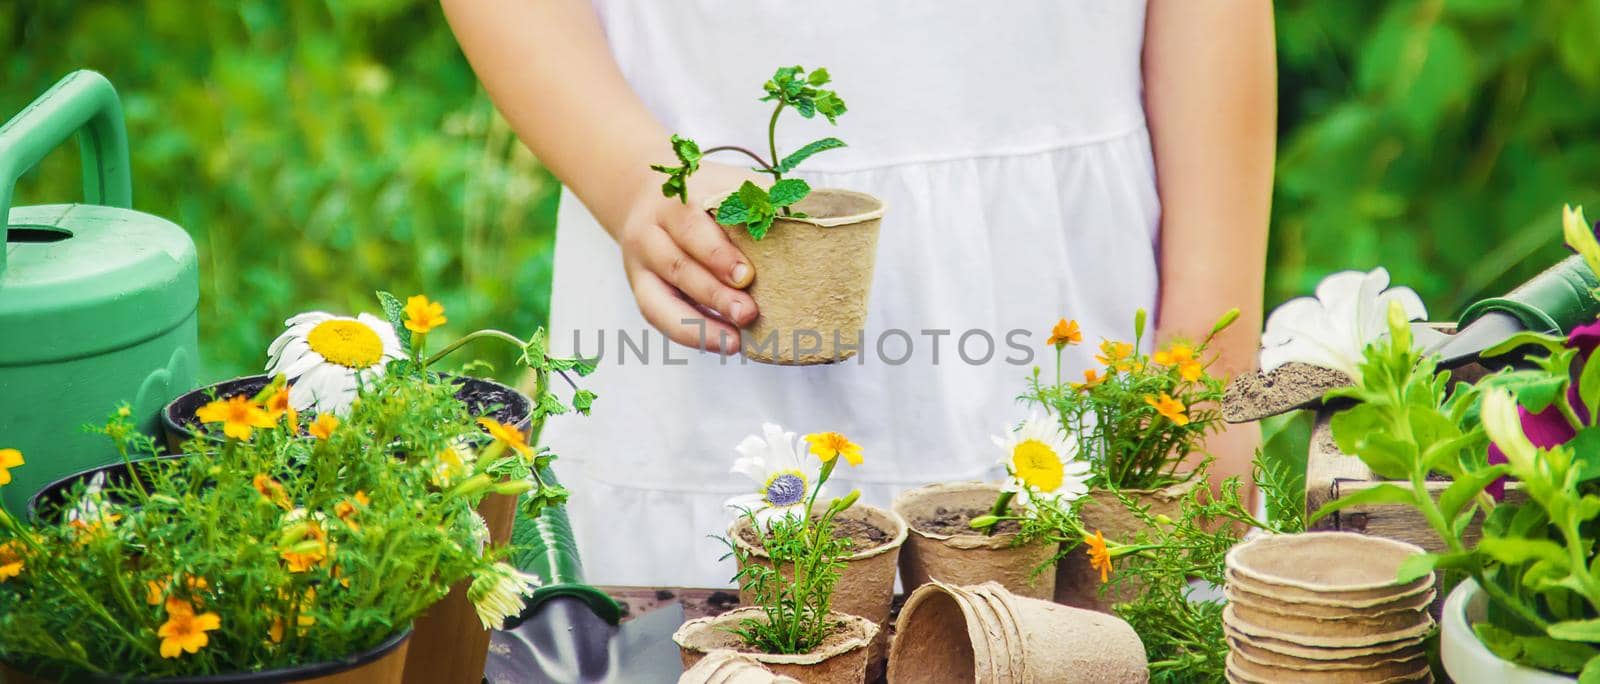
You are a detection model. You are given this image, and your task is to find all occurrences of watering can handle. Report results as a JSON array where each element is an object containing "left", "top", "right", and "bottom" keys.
[
  {"left": 506, "top": 466, "right": 622, "bottom": 627},
  {"left": 0, "top": 70, "right": 134, "bottom": 277}
]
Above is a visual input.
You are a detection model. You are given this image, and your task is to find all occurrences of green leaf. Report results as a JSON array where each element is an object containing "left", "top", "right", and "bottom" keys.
[
  {"left": 572, "top": 389, "right": 597, "bottom": 416},
  {"left": 768, "top": 178, "right": 811, "bottom": 207},
  {"left": 1438, "top": 463, "right": 1509, "bottom": 520},
  {"left": 814, "top": 92, "right": 847, "bottom": 123},
  {"left": 737, "top": 180, "right": 770, "bottom": 213},
  {"left": 1483, "top": 331, "right": 1576, "bottom": 358},
  {"left": 776, "top": 138, "right": 845, "bottom": 174},
  {"left": 375, "top": 291, "right": 413, "bottom": 355},
  {"left": 650, "top": 134, "right": 702, "bottom": 203},
  {"left": 1478, "top": 535, "right": 1569, "bottom": 568},
  {"left": 1551, "top": 620, "right": 1600, "bottom": 644},
  {"left": 1309, "top": 483, "right": 1416, "bottom": 524},
  {"left": 1580, "top": 654, "right": 1600, "bottom": 684},
  {"left": 1395, "top": 552, "right": 1440, "bottom": 583},
  {"left": 536, "top": 391, "right": 569, "bottom": 419},
  {"left": 807, "top": 67, "right": 830, "bottom": 85},
  {"left": 717, "top": 193, "right": 750, "bottom": 225}
]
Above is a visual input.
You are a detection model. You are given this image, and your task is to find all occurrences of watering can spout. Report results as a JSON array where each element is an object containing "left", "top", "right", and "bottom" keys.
[{"left": 0, "top": 69, "right": 133, "bottom": 280}]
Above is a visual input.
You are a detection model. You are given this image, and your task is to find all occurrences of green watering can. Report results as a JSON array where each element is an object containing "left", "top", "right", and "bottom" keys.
[{"left": 0, "top": 71, "right": 199, "bottom": 512}]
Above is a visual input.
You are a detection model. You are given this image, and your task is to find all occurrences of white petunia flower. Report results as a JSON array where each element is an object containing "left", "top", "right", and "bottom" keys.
[
  {"left": 1259, "top": 267, "right": 1428, "bottom": 381},
  {"left": 467, "top": 561, "right": 542, "bottom": 630},
  {"left": 993, "top": 413, "right": 1091, "bottom": 506},
  {"left": 264, "top": 312, "right": 404, "bottom": 415},
  {"left": 724, "top": 423, "right": 822, "bottom": 529}
]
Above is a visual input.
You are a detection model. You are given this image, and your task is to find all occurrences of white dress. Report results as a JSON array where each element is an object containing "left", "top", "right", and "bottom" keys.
[{"left": 545, "top": 0, "right": 1160, "bottom": 587}]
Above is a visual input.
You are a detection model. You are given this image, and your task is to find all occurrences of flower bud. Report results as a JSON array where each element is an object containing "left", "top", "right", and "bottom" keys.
[
  {"left": 1211, "top": 308, "right": 1240, "bottom": 336},
  {"left": 1387, "top": 299, "right": 1412, "bottom": 352},
  {"left": 491, "top": 479, "right": 534, "bottom": 496},
  {"left": 968, "top": 514, "right": 1001, "bottom": 530},
  {"left": 448, "top": 474, "right": 494, "bottom": 499}
]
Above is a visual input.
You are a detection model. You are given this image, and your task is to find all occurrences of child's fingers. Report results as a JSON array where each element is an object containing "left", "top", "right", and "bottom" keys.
[
  {"left": 629, "top": 269, "right": 741, "bottom": 354},
  {"left": 630, "top": 223, "right": 756, "bottom": 326},
  {"left": 662, "top": 205, "right": 755, "bottom": 289}
]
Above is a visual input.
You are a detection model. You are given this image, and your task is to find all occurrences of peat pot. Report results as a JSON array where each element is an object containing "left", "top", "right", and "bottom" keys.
[
  {"left": 0, "top": 629, "right": 411, "bottom": 684},
  {"left": 1056, "top": 476, "right": 1200, "bottom": 610},
  {"left": 0, "top": 70, "right": 199, "bottom": 513},
  {"left": 892, "top": 482, "right": 1058, "bottom": 599},
  {"left": 674, "top": 608, "right": 877, "bottom": 684},
  {"left": 717, "top": 188, "right": 884, "bottom": 365}
]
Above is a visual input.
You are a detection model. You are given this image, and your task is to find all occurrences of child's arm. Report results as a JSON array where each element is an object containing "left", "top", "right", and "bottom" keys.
[
  {"left": 1143, "top": 0, "right": 1277, "bottom": 493},
  {"left": 442, "top": 0, "right": 759, "bottom": 352}
]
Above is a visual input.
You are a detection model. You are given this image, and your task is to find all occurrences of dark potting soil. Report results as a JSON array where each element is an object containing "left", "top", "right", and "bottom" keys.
[
  {"left": 167, "top": 374, "right": 529, "bottom": 432},
  {"left": 738, "top": 515, "right": 892, "bottom": 554},
  {"left": 1222, "top": 362, "right": 1352, "bottom": 423},
  {"left": 914, "top": 506, "right": 1019, "bottom": 536}
]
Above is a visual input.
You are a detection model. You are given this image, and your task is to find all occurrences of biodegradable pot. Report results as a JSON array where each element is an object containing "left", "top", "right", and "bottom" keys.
[
  {"left": 1222, "top": 622, "right": 1429, "bottom": 661},
  {"left": 1227, "top": 590, "right": 1434, "bottom": 637},
  {"left": 1221, "top": 584, "right": 1436, "bottom": 621},
  {"left": 887, "top": 580, "right": 1147, "bottom": 683},
  {"left": 1223, "top": 604, "right": 1435, "bottom": 649},
  {"left": 731, "top": 504, "right": 907, "bottom": 681},
  {"left": 0, "top": 630, "right": 410, "bottom": 684},
  {"left": 717, "top": 188, "right": 884, "bottom": 366},
  {"left": 1441, "top": 579, "right": 1578, "bottom": 683},
  {"left": 892, "top": 482, "right": 1058, "bottom": 600},
  {"left": 678, "top": 651, "right": 801, "bottom": 684},
  {"left": 1229, "top": 636, "right": 1427, "bottom": 671},
  {"left": 1225, "top": 651, "right": 1430, "bottom": 684},
  {"left": 1054, "top": 476, "right": 1199, "bottom": 611},
  {"left": 673, "top": 608, "right": 877, "bottom": 684},
  {"left": 1225, "top": 532, "right": 1435, "bottom": 605}
]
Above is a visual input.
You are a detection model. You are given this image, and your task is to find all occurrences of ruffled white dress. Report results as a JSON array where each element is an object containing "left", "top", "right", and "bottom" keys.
[{"left": 545, "top": 0, "right": 1160, "bottom": 587}]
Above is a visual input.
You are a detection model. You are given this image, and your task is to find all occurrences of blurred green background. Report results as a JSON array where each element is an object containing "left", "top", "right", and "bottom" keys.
[{"left": 3, "top": 0, "right": 1597, "bottom": 382}]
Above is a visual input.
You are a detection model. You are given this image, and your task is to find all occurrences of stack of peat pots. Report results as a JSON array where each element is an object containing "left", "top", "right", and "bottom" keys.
[
  {"left": 887, "top": 580, "right": 1148, "bottom": 683},
  {"left": 1223, "top": 532, "right": 1437, "bottom": 683}
]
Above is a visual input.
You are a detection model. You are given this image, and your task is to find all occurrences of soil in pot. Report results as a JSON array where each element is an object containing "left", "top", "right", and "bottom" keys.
[
  {"left": 887, "top": 580, "right": 1147, "bottom": 683},
  {"left": 717, "top": 188, "right": 884, "bottom": 366},
  {"left": 893, "top": 482, "right": 1057, "bottom": 600},
  {"left": 0, "top": 629, "right": 410, "bottom": 684},
  {"left": 1055, "top": 477, "right": 1198, "bottom": 611},
  {"left": 674, "top": 608, "right": 876, "bottom": 684},
  {"left": 731, "top": 504, "right": 907, "bottom": 681}
]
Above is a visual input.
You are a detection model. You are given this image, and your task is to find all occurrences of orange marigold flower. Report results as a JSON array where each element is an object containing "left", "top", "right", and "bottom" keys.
[
  {"left": 1154, "top": 343, "right": 1203, "bottom": 382},
  {"left": 805, "top": 432, "right": 864, "bottom": 466},
  {"left": 281, "top": 521, "right": 329, "bottom": 573},
  {"left": 253, "top": 474, "right": 292, "bottom": 510},
  {"left": 159, "top": 598, "right": 221, "bottom": 658},
  {"left": 478, "top": 417, "right": 532, "bottom": 459},
  {"left": 1047, "top": 319, "right": 1082, "bottom": 348},
  {"left": 1144, "top": 393, "right": 1190, "bottom": 426},
  {"left": 196, "top": 395, "right": 276, "bottom": 441},
  {"left": 333, "top": 491, "right": 370, "bottom": 532},
  {"left": 403, "top": 294, "right": 447, "bottom": 334},
  {"left": 1085, "top": 530, "right": 1113, "bottom": 583},
  {"left": 1071, "top": 368, "right": 1104, "bottom": 392},
  {"left": 265, "top": 384, "right": 297, "bottom": 429},
  {"left": 0, "top": 541, "right": 23, "bottom": 581},
  {"left": 308, "top": 413, "right": 339, "bottom": 440}
]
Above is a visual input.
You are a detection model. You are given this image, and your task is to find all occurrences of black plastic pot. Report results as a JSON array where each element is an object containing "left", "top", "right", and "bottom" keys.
[
  {"left": 25, "top": 455, "right": 184, "bottom": 525},
  {"left": 1, "top": 629, "right": 411, "bottom": 684},
  {"left": 160, "top": 374, "right": 533, "bottom": 451}
]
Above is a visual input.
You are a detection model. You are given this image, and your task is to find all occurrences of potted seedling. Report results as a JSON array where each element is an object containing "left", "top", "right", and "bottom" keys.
[
  {"left": 157, "top": 293, "right": 596, "bottom": 684},
  {"left": 673, "top": 422, "right": 878, "bottom": 683},
  {"left": 650, "top": 65, "right": 885, "bottom": 365},
  {"left": 722, "top": 424, "right": 906, "bottom": 680},
  {"left": 1004, "top": 309, "right": 1237, "bottom": 609},
  {"left": 1306, "top": 205, "right": 1600, "bottom": 683},
  {"left": 0, "top": 344, "right": 560, "bottom": 682}
]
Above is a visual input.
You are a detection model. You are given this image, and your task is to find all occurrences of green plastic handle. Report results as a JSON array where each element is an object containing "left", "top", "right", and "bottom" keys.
[
  {"left": 0, "top": 70, "right": 134, "bottom": 278},
  {"left": 517, "top": 466, "right": 622, "bottom": 625},
  {"left": 1457, "top": 255, "right": 1600, "bottom": 334}
]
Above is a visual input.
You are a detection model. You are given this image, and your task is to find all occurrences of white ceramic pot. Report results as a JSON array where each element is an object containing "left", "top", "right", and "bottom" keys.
[{"left": 1441, "top": 579, "right": 1577, "bottom": 683}]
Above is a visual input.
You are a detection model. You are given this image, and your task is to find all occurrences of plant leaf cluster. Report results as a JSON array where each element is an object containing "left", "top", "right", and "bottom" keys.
[{"left": 651, "top": 65, "right": 847, "bottom": 240}]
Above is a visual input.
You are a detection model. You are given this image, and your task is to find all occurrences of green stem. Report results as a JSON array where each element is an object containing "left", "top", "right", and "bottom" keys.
[
  {"left": 702, "top": 146, "right": 778, "bottom": 175},
  {"left": 766, "top": 102, "right": 784, "bottom": 180},
  {"left": 984, "top": 491, "right": 1015, "bottom": 537},
  {"left": 423, "top": 329, "right": 528, "bottom": 368}
]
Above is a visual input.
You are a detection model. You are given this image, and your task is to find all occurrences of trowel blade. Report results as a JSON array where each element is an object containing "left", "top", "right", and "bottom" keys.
[
  {"left": 486, "top": 599, "right": 686, "bottom": 684},
  {"left": 1417, "top": 311, "right": 1525, "bottom": 367}
]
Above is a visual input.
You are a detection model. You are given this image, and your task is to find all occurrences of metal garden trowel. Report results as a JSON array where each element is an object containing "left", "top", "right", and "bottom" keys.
[
  {"left": 1224, "top": 254, "right": 1600, "bottom": 423},
  {"left": 483, "top": 468, "right": 686, "bottom": 684}
]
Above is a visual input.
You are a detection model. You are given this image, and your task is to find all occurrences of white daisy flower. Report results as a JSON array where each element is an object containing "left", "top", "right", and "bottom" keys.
[
  {"left": 265, "top": 312, "right": 404, "bottom": 415},
  {"left": 993, "top": 413, "right": 1091, "bottom": 506},
  {"left": 468, "top": 561, "right": 541, "bottom": 629},
  {"left": 724, "top": 423, "right": 822, "bottom": 528}
]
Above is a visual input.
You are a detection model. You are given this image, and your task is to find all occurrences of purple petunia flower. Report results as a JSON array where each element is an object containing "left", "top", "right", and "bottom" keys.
[{"left": 1484, "top": 319, "right": 1600, "bottom": 498}]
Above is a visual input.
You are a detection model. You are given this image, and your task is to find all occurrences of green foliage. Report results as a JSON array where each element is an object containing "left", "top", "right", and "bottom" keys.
[
  {"left": 2, "top": 1, "right": 557, "bottom": 383},
  {"left": 653, "top": 65, "right": 846, "bottom": 240},
  {"left": 1026, "top": 309, "right": 1237, "bottom": 490}
]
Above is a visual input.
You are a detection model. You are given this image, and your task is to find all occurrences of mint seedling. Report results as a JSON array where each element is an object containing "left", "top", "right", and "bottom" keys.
[{"left": 650, "top": 65, "right": 847, "bottom": 240}]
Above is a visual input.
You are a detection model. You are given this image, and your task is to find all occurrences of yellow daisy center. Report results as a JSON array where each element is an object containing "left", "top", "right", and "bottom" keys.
[
  {"left": 1012, "top": 439, "right": 1064, "bottom": 492},
  {"left": 306, "top": 320, "right": 384, "bottom": 369}
]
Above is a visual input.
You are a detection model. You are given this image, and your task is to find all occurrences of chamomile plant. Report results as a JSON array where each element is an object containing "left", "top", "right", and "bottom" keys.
[{"left": 651, "top": 65, "right": 847, "bottom": 240}]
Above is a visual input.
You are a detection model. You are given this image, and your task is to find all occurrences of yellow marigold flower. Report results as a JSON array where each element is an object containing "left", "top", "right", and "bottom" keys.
[
  {"left": 158, "top": 598, "right": 221, "bottom": 659},
  {"left": 145, "top": 574, "right": 208, "bottom": 606},
  {"left": 1047, "top": 318, "right": 1082, "bottom": 348},
  {"left": 269, "top": 586, "right": 318, "bottom": 643},
  {"left": 253, "top": 474, "right": 292, "bottom": 510},
  {"left": 432, "top": 447, "right": 466, "bottom": 487},
  {"left": 0, "top": 449, "right": 23, "bottom": 486},
  {"left": 0, "top": 541, "right": 23, "bottom": 582},
  {"left": 1153, "top": 343, "right": 1203, "bottom": 382},
  {"left": 478, "top": 417, "right": 532, "bottom": 459},
  {"left": 1096, "top": 340, "right": 1138, "bottom": 372},
  {"left": 1144, "top": 393, "right": 1190, "bottom": 426},
  {"left": 404, "top": 294, "right": 447, "bottom": 334},
  {"left": 805, "top": 432, "right": 864, "bottom": 466},
  {"left": 308, "top": 413, "right": 339, "bottom": 440},
  {"left": 196, "top": 395, "right": 276, "bottom": 441},
  {"left": 69, "top": 514, "right": 122, "bottom": 545},
  {"left": 1085, "top": 530, "right": 1113, "bottom": 583},
  {"left": 265, "top": 384, "right": 297, "bottom": 429},
  {"left": 1071, "top": 368, "right": 1104, "bottom": 392},
  {"left": 334, "top": 491, "right": 370, "bottom": 531}
]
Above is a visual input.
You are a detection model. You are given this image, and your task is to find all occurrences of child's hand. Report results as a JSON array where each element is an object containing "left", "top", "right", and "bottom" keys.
[{"left": 617, "top": 161, "right": 766, "bottom": 354}]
